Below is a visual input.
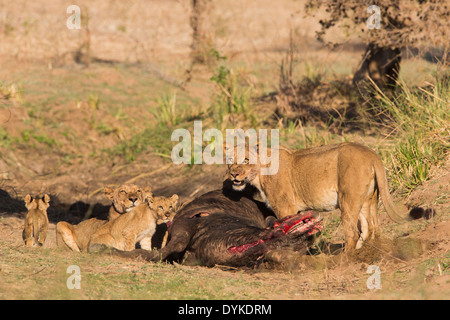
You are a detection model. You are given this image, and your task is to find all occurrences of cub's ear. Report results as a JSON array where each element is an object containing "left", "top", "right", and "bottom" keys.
[
  {"left": 38, "top": 194, "right": 51, "bottom": 211},
  {"left": 24, "top": 194, "right": 35, "bottom": 210},
  {"left": 103, "top": 186, "right": 115, "bottom": 201},
  {"left": 170, "top": 194, "right": 179, "bottom": 205},
  {"left": 42, "top": 194, "right": 50, "bottom": 204},
  {"left": 24, "top": 194, "right": 32, "bottom": 204}
]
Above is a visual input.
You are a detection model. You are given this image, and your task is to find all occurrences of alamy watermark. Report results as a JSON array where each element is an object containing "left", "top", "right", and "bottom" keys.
[
  {"left": 171, "top": 121, "right": 280, "bottom": 175},
  {"left": 367, "top": 5, "right": 381, "bottom": 30},
  {"left": 366, "top": 265, "right": 381, "bottom": 290},
  {"left": 66, "top": 265, "right": 81, "bottom": 289},
  {"left": 66, "top": 5, "right": 81, "bottom": 30}
]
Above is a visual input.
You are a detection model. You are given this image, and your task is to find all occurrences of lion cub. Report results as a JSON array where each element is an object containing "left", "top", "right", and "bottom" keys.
[
  {"left": 22, "top": 194, "right": 50, "bottom": 247},
  {"left": 88, "top": 194, "right": 178, "bottom": 252},
  {"left": 56, "top": 184, "right": 152, "bottom": 252}
]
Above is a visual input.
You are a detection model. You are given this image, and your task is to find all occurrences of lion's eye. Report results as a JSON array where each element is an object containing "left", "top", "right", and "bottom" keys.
[
  {"left": 243, "top": 158, "right": 249, "bottom": 164},
  {"left": 169, "top": 206, "right": 173, "bottom": 210},
  {"left": 120, "top": 190, "right": 126, "bottom": 194},
  {"left": 158, "top": 206, "right": 163, "bottom": 210}
]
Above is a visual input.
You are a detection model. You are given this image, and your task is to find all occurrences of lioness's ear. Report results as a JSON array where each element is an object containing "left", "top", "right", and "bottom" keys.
[
  {"left": 142, "top": 186, "right": 153, "bottom": 199},
  {"left": 103, "top": 187, "right": 115, "bottom": 201},
  {"left": 147, "top": 195, "right": 155, "bottom": 209},
  {"left": 146, "top": 193, "right": 154, "bottom": 204},
  {"left": 223, "top": 142, "right": 235, "bottom": 164},
  {"left": 223, "top": 142, "right": 234, "bottom": 153},
  {"left": 252, "top": 141, "right": 259, "bottom": 153}
]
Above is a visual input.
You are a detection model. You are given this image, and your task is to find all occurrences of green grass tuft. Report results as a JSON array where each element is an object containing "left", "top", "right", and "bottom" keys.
[{"left": 371, "top": 73, "right": 449, "bottom": 194}]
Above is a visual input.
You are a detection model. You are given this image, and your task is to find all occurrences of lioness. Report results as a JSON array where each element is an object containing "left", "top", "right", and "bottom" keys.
[
  {"left": 56, "top": 184, "right": 152, "bottom": 252},
  {"left": 225, "top": 142, "right": 426, "bottom": 250},
  {"left": 104, "top": 184, "right": 151, "bottom": 220},
  {"left": 22, "top": 194, "right": 50, "bottom": 247},
  {"left": 88, "top": 194, "right": 179, "bottom": 252},
  {"left": 56, "top": 218, "right": 108, "bottom": 252}
]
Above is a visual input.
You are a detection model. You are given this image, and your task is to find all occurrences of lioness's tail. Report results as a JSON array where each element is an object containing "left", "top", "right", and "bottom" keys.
[{"left": 372, "top": 158, "right": 413, "bottom": 222}]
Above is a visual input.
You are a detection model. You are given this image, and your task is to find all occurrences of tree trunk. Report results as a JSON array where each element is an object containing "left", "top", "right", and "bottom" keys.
[
  {"left": 190, "top": 0, "right": 213, "bottom": 64},
  {"left": 184, "top": 0, "right": 213, "bottom": 85},
  {"left": 353, "top": 43, "right": 402, "bottom": 98}
]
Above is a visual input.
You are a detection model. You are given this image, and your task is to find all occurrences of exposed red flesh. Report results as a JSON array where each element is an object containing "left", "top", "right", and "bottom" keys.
[{"left": 227, "top": 211, "right": 322, "bottom": 254}]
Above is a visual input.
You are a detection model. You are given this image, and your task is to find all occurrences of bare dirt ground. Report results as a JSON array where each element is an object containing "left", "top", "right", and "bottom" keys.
[{"left": 0, "top": 0, "right": 448, "bottom": 300}]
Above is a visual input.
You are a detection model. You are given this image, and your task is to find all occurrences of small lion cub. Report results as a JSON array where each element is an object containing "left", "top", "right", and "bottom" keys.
[
  {"left": 88, "top": 194, "right": 178, "bottom": 252},
  {"left": 22, "top": 194, "right": 50, "bottom": 247}
]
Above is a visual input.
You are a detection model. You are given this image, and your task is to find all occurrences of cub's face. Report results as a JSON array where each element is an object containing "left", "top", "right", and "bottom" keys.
[
  {"left": 104, "top": 184, "right": 152, "bottom": 214},
  {"left": 148, "top": 194, "right": 179, "bottom": 223},
  {"left": 224, "top": 144, "right": 260, "bottom": 191}
]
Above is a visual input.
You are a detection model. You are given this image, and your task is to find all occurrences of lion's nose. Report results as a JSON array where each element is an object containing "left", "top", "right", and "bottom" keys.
[
  {"left": 230, "top": 173, "right": 238, "bottom": 178},
  {"left": 129, "top": 197, "right": 137, "bottom": 203}
]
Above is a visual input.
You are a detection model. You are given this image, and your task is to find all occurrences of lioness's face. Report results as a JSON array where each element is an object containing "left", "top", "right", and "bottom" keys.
[
  {"left": 149, "top": 194, "right": 179, "bottom": 223},
  {"left": 225, "top": 144, "right": 259, "bottom": 191},
  {"left": 104, "top": 184, "right": 152, "bottom": 214}
]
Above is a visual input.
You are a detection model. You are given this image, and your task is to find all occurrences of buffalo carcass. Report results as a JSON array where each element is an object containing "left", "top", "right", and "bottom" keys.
[{"left": 107, "top": 184, "right": 323, "bottom": 267}]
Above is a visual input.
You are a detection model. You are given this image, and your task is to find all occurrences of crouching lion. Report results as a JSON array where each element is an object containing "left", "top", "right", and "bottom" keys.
[{"left": 56, "top": 184, "right": 151, "bottom": 252}]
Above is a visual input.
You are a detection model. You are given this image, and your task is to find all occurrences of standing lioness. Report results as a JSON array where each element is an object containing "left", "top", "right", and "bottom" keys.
[{"left": 225, "top": 142, "right": 421, "bottom": 250}]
